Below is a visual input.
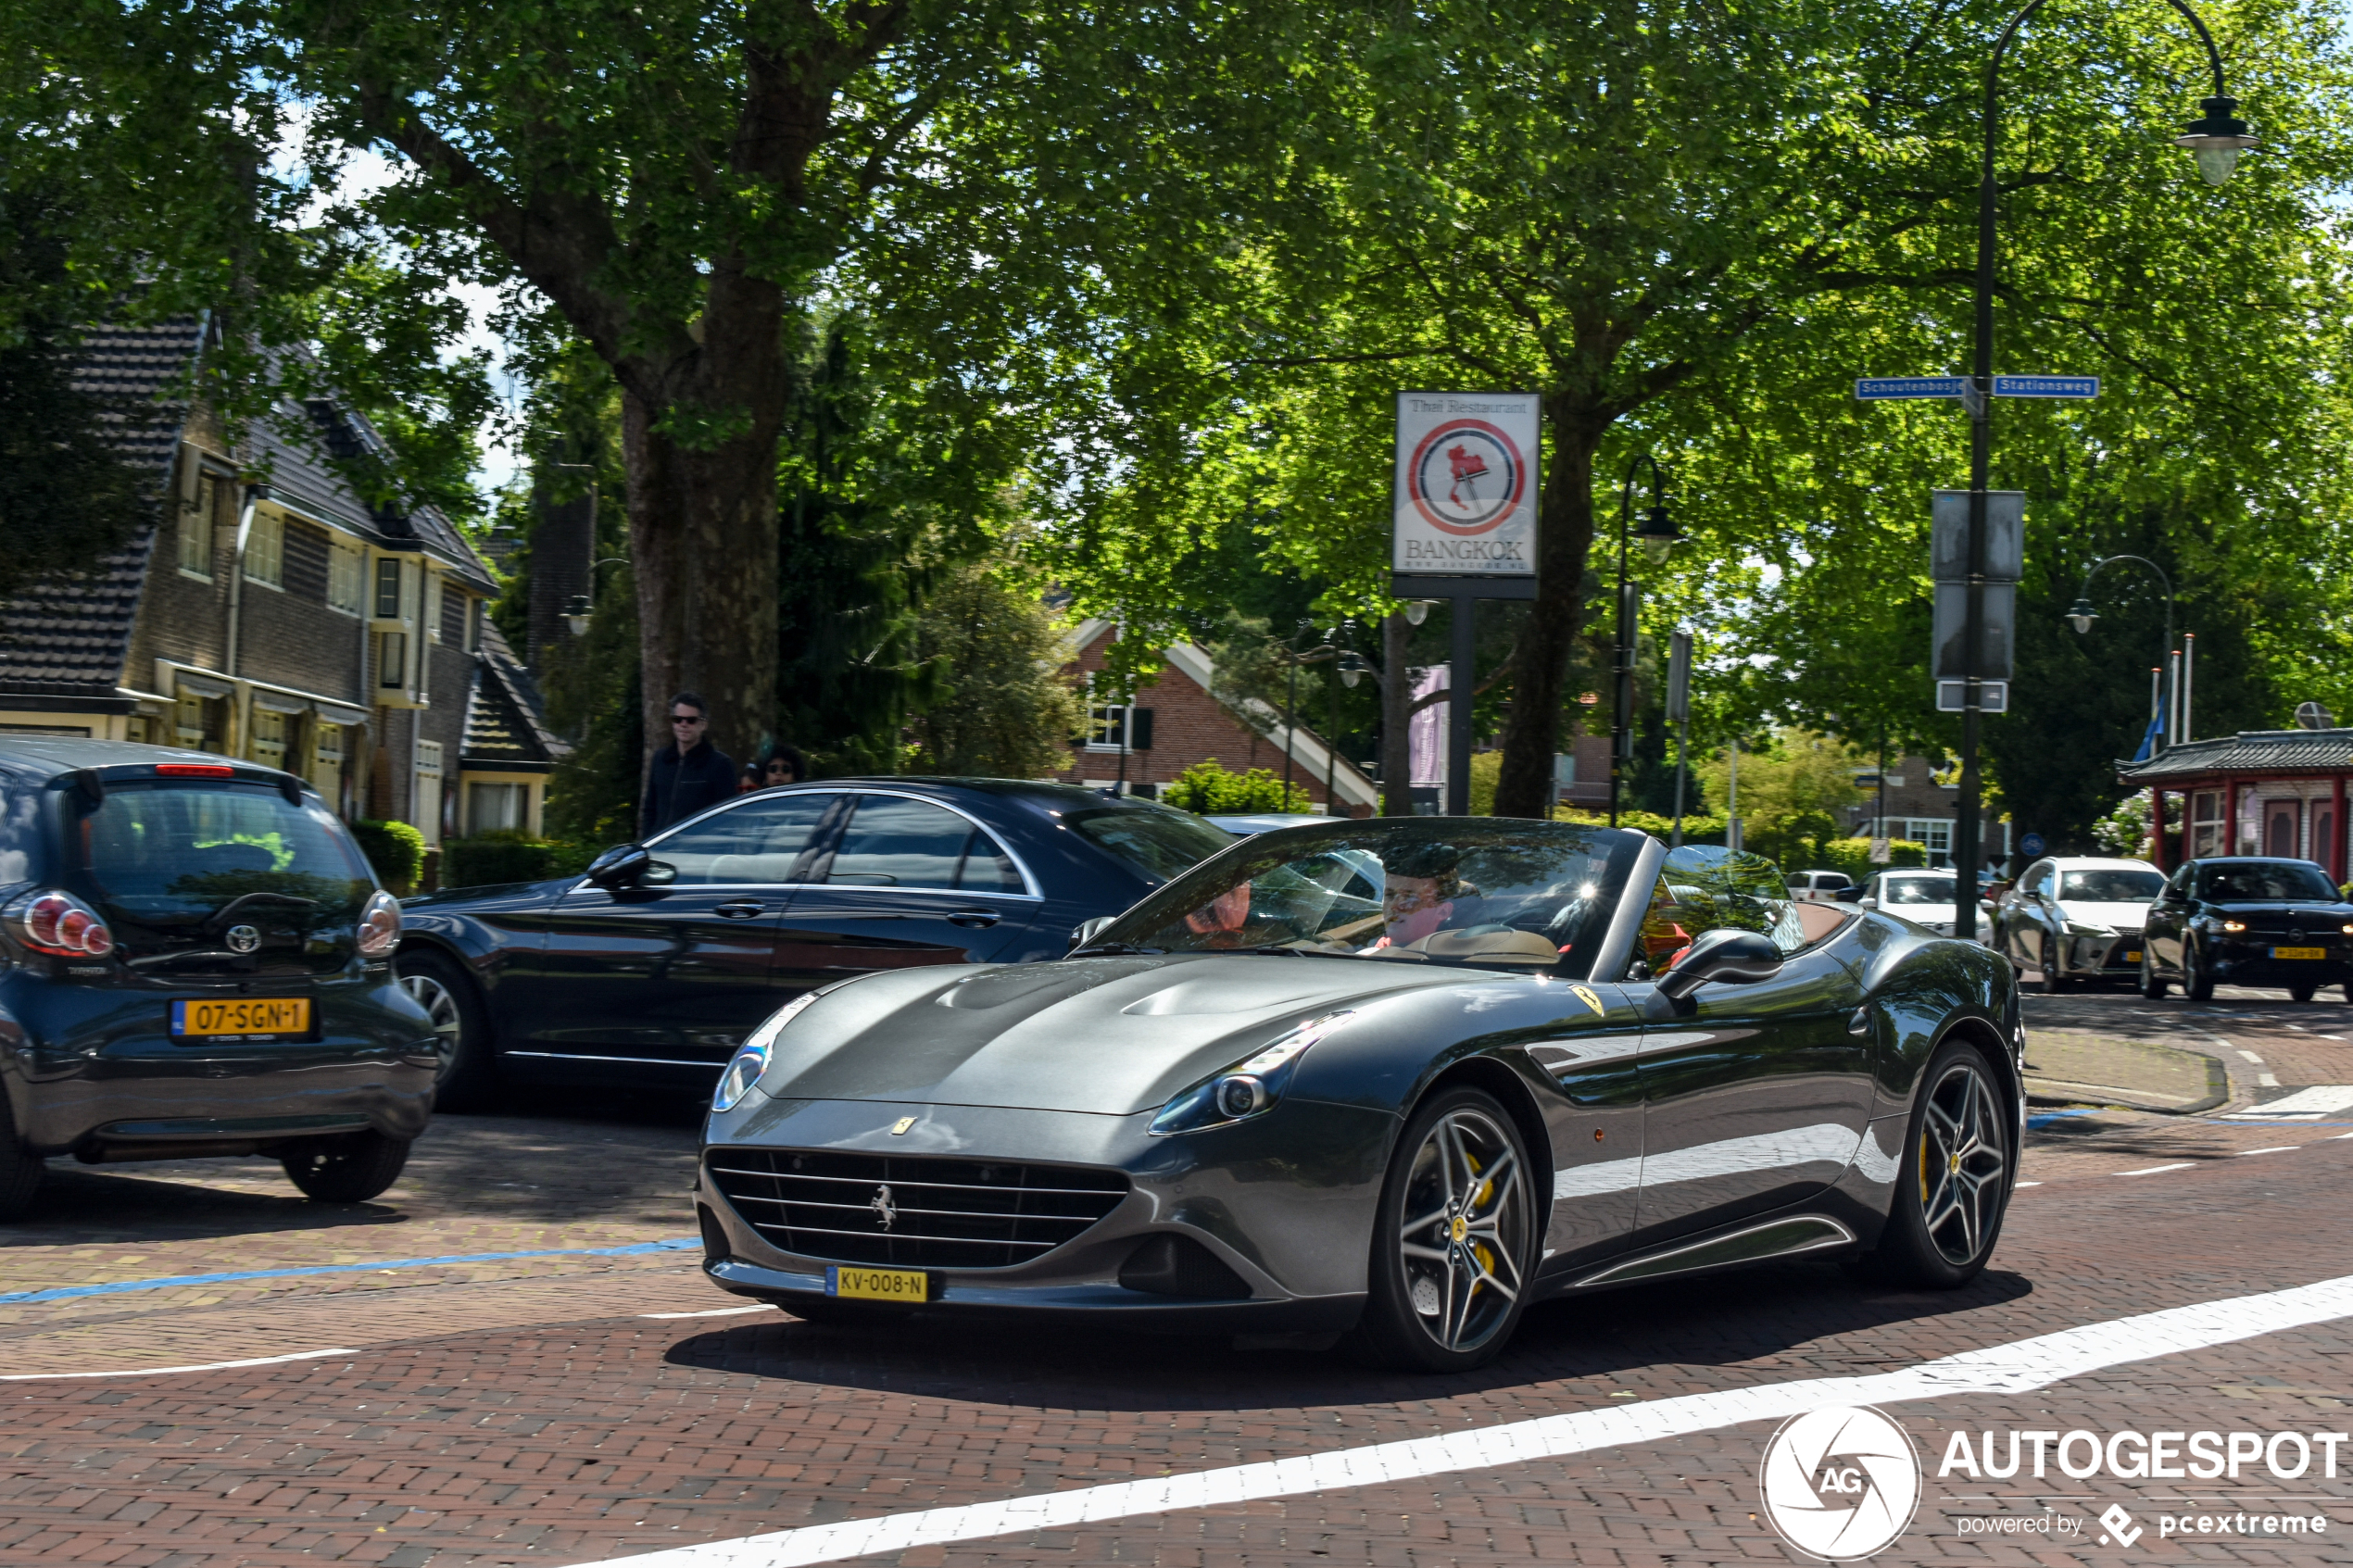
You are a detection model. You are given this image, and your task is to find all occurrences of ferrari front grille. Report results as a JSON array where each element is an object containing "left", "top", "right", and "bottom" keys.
[{"left": 704, "top": 1147, "right": 1130, "bottom": 1269}]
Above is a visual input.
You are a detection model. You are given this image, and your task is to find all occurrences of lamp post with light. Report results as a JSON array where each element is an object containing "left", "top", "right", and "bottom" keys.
[
  {"left": 2067, "top": 554, "right": 2181, "bottom": 746},
  {"left": 1944, "top": 0, "right": 2255, "bottom": 937},
  {"left": 1610, "top": 451, "right": 1680, "bottom": 827}
]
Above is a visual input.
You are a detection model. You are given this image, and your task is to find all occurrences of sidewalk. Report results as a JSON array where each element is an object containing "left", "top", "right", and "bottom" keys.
[{"left": 2021, "top": 1026, "right": 2230, "bottom": 1114}]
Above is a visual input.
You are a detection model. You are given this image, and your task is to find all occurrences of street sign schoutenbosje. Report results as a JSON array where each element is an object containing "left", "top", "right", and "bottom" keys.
[
  {"left": 1855, "top": 377, "right": 1965, "bottom": 400},
  {"left": 1393, "top": 392, "right": 1539, "bottom": 576}
]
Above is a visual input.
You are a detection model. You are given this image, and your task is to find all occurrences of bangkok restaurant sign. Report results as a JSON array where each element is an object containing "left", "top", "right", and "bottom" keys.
[{"left": 1392, "top": 392, "right": 1540, "bottom": 577}]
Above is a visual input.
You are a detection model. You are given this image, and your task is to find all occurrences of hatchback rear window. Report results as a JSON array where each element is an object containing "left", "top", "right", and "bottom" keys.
[
  {"left": 1067, "top": 806, "right": 1237, "bottom": 883},
  {"left": 79, "top": 782, "right": 372, "bottom": 934}
]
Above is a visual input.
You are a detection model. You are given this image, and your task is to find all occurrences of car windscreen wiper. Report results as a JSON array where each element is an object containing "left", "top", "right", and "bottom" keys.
[{"left": 1068, "top": 942, "right": 1164, "bottom": 958}]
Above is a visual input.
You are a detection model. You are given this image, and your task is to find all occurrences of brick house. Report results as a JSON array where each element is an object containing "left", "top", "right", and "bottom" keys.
[
  {"left": 1055, "top": 620, "right": 1378, "bottom": 814},
  {"left": 1844, "top": 752, "right": 2014, "bottom": 868},
  {"left": 0, "top": 320, "right": 564, "bottom": 844}
]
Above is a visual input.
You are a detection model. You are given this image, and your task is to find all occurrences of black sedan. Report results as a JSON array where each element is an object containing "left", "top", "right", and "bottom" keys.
[
  {"left": 696, "top": 822, "right": 2022, "bottom": 1372},
  {"left": 394, "top": 779, "right": 1235, "bottom": 1103},
  {"left": 2139, "top": 856, "right": 2353, "bottom": 1002}
]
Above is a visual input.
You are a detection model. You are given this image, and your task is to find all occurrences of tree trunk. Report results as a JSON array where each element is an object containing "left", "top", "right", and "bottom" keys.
[
  {"left": 1381, "top": 611, "right": 1414, "bottom": 815},
  {"left": 620, "top": 275, "right": 788, "bottom": 771},
  {"left": 1494, "top": 396, "right": 1603, "bottom": 819}
]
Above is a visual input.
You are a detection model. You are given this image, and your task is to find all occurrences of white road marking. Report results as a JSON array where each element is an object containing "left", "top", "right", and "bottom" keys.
[
  {"left": 579, "top": 1273, "right": 2353, "bottom": 1568},
  {"left": 2261, "top": 1073, "right": 2283, "bottom": 1087},
  {"left": 2322, "top": 1035, "right": 2347, "bottom": 1042},
  {"left": 2234, "top": 1147, "right": 2303, "bottom": 1157},
  {"left": 0, "top": 1348, "right": 359, "bottom": 1382},
  {"left": 642, "top": 1306, "right": 772, "bottom": 1320},
  {"left": 2226, "top": 1085, "right": 2353, "bottom": 1119},
  {"left": 2116, "top": 1162, "right": 2197, "bottom": 1176},
  {"left": 2015, "top": 1181, "right": 2043, "bottom": 1187},
  {"left": 2239, "top": 1050, "right": 2267, "bottom": 1063}
]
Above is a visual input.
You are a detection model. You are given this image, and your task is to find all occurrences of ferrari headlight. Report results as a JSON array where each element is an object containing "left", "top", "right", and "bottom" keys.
[
  {"left": 711, "top": 989, "right": 826, "bottom": 1112},
  {"left": 1149, "top": 1010, "right": 1351, "bottom": 1136}
]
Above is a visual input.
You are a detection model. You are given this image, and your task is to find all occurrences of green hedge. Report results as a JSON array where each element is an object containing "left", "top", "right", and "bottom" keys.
[
  {"left": 440, "top": 831, "right": 602, "bottom": 890},
  {"left": 349, "top": 819, "right": 427, "bottom": 896},
  {"left": 1161, "top": 759, "right": 1315, "bottom": 813}
]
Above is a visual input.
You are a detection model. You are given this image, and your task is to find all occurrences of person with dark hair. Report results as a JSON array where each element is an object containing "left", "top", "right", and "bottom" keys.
[
  {"left": 739, "top": 762, "right": 761, "bottom": 795},
  {"left": 756, "top": 741, "right": 809, "bottom": 789},
  {"left": 1367, "top": 840, "right": 1464, "bottom": 951},
  {"left": 640, "top": 691, "right": 738, "bottom": 837}
]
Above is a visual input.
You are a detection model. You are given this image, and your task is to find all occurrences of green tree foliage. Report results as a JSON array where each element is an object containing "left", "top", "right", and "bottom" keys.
[
  {"left": 1694, "top": 731, "right": 1868, "bottom": 871},
  {"left": 906, "top": 559, "right": 1087, "bottom": 779}
]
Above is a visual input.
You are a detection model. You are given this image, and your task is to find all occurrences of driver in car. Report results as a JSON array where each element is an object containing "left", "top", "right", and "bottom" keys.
[{"left": 1365, "top": 842, "right": 1466, "bottom": 951}]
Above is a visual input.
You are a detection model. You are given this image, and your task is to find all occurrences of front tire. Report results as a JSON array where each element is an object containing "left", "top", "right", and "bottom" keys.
[
  {"left": 2139, "top": 949, "right": 2169, "bottom": 999},
  {"left": 1852, "top": 1040, "right": 2012, "bottom": 1289},
  {"left": 2183, "top": 941, "right": 2217, "bottom": 1002},
  {"left": 396, "top": 948, "right": 499, "bottom": 1111},
  {"left": 1351, "top": 1087, "right": 1538, "bottom": 1373},
  {"left": 281, "top": 1130, "right": 410, "bottom": 1203}
]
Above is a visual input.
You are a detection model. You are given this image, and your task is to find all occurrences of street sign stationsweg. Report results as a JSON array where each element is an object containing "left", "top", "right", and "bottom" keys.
[
  {"left": 1393, "top": 392, "right": 1539, "bottom": 577},
  {"left": 1992, "top": 375, "right": 2098, "bottom": 399}
]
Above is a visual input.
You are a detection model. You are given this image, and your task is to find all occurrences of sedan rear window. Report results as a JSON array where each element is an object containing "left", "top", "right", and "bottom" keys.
[
  {"left": 1066, "top": 806, "right": 1235, "bottom": 883},
  {"left": 2060, "top": 868, "right": 2165, "bottom": 902},
  {"left": 2196, "top": 862, "right": 2338, "bottom": 901},
  {"left": 79, "top": 781, "right": 372, "bottom": 935}
]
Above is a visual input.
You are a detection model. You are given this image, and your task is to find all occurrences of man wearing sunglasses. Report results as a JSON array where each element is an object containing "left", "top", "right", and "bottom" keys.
[{"left": 640, "top": 691, "right": 740, "bottom": 837}]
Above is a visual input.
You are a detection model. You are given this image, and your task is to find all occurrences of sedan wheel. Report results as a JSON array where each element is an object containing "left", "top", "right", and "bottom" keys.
[
  {"left": 1851, "top": 1041, "right": 2012, "bottom": 1288},
  {"left": 395, "top": 948, "right": 499, "bottom": 1110},
  {"left": 2183, "top": 941, "right": 2217, "bottom": 1003},
  {"left": 1353, "top": 1088, "right": 1536, "bottom": 1372},
  {"left": 2139, "top": 948, "right": 2169, "bottom": 1000}
]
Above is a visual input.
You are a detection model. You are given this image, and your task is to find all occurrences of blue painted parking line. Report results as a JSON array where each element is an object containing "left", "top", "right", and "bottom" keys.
[
  {"left": 2026, "top": 1107, "right": 2106, "bottom": 1129},
  {"left": 0, "top": 1236, "right": 700, "bottom": 1308}
]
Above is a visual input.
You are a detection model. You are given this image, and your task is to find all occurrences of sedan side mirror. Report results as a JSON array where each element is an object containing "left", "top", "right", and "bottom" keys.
[
  {"left": 1656, "top": 927, "right": 1784, "bottom": 1001},
  {"left": 1070, "top": 915, "right": 1116, "bottom": 949},
  {"left": 585, "top": 844, "right": 652, "bottom": 890},
  {"left": 1858, "top": 895, "right": 1879, "bottom": 909}
]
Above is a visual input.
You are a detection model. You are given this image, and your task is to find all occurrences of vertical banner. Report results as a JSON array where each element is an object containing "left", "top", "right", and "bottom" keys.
[{"left": 1393, "top": 393, "right": 1540, "bottom": 576}]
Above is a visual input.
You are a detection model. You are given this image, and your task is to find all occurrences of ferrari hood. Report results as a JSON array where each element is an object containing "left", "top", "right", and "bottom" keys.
[{"left": 751, "top": 955, "right": 1466, "bottom": 1116}]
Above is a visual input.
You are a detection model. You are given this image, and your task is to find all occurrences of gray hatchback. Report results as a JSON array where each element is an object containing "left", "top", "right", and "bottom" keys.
[{"left": 0, "top": 738, "right": 440, "bottom": 1219}]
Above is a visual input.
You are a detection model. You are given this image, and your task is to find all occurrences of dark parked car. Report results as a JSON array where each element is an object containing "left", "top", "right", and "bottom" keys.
[
  {"left": 396, "top": 778, "right": 1236, "bottom": 1098},
  {"left": 2139, "top": 856, "right": 2353, "bottom": 1002},
  {"left": 0, "top": 739, "right": 435, "bottom": 1219},
  {"left": 696, "top": 823, "right": 2022, "bottom": 1371}
]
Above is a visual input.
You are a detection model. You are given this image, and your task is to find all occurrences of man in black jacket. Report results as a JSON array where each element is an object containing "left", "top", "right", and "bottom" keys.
[{"left": 640, "top": 691, "right": 739, "bottom": 837}]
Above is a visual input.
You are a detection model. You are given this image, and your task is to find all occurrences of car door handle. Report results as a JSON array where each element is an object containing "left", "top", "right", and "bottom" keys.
[
  {"left": 948, "top": 909, "right": 1002, "bottom": 929},
  {"left": 714, "top": 901, "right": 768, "bottom": 919}
]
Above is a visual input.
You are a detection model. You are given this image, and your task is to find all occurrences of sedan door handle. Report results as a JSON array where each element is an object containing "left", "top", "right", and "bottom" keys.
[
  {"left": 714, "top": 901, "right": 768, "bottom": 919},
  {"left": 948, "top": 909, "right": 1002, "bottom": 929}
]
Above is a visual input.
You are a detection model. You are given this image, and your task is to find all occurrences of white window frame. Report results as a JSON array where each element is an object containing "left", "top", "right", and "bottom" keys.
[
  {"left": 180, "top": 474, "right": 217, "bottom": 581},
  {"left": 374, "top": 557, "right": 404, "bottom": 619},
  {"left": 244, "top": 508, "right": 285, "bottom": 590},
  {"left": 425, "top": 571, "right": 444, "bottom": 643},
  {"left": 327, "top": 538, "right": 365, "bottom": 615}
]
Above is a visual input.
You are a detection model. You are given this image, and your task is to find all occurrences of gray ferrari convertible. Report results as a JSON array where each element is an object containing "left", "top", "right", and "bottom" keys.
[{"left": 695, "top": 820, "right": 2020, "bottom": 1371}]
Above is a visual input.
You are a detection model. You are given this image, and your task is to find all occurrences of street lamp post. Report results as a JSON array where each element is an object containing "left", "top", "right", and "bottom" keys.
[
  {"left": 1949, "top": 0, "right": 2254, "bottom": 939},
  {"left": 1610, "top": 453, "right": 1680, "bottom": 827},
  {"left": 2066, "top": 554, "right": 2179, "bottom": 748}
]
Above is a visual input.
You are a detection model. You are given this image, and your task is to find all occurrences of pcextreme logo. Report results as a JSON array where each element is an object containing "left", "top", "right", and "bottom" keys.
[{"left": 1758, "top": 1405, "right": 1923, "bottom": 1561}]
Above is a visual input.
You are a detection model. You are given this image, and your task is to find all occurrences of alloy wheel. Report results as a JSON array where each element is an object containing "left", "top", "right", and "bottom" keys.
[
  {"left": 400, "top": 972, "right": 464, "bottom": 1084},
  {"left": 1916, "top": 1058, "right": 2008, "bottom": 1267},
  {"left": 1396, "top": 1107, "right": 1529, "bottom": 1354}
]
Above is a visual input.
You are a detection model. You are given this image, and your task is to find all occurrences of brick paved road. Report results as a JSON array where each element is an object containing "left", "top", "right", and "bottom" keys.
[{"left": 6, "top": 1020, "right": 2353, "bottom": 1568}]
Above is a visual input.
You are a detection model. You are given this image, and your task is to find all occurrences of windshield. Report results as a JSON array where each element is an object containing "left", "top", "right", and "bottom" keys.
[
  {"left": 1094, "top": 821, "right": 1648, "bottom": 974},
  {"left": 1066, "top": 805, "right": 1237, "bottom": 883},
  {"left": 1881, "top": 876, "right": 1956, "bottom": 906},
  {"left": 2196, "top": 861, "right": 2338, "bottom": 902},
  {"left": 78, "top": 781, "right": 373, "bottom": 956},
  {"left": 2060, "top": 868, "right": 2165, "bottom": 903}
]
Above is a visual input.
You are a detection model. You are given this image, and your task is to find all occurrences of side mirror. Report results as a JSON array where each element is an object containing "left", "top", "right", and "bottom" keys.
[
  {"left": 1656, "top": 927, "right": 1783, "bottom": 1001},
  {"left": 1070, "top": 915, "right": 1116, "bottom": 949},
  {"left": 585, "top": 844, "right": 652, "bottom": 890},
  {"left": 1858, "top": 895, "right": 1879, "bottom": 909}
]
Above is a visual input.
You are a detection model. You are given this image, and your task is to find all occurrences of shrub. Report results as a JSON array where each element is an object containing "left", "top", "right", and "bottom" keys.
[
  {"left": 349, "top": 818, "right": 428, "bottom": 896},
  {"left": 1810, "top": 836, "right": 1930, "bottom": 881},
  {"left": 1552, "top": 807, "right": 1730, "bottom": 844},
  {"left": 1161, "top": 759, "right": 1315, "bottom": 814},
  {"left": 440, "top": 831, "right": 602, "bottom": 890}
]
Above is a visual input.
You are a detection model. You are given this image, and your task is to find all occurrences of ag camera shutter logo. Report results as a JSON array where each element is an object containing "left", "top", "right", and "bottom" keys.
[{"left": 1759, "top": 1405, "right": 1922, "bottom": 1560}]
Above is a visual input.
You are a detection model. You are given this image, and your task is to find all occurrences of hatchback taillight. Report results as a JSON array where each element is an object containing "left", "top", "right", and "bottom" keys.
[
  {"left": 7, "top": 890, "right": 115, "bottom": 959},
  {"left": 357, "top": 889, "right": 400, "bottom": 957}
]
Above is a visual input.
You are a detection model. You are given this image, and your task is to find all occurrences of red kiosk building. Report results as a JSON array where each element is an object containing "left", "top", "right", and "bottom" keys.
[{"left": 2118, "top": 729, "right": 2353, "bottom": 878}]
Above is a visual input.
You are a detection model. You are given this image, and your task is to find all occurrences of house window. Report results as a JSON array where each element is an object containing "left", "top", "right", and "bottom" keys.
[
  {"left": 328, "top": 540, "right": 365, "bottom": 614},
  {"left": 377, "top": 631, "right": 408, "bottom": 689},
  {"left": 469, "top": 781, "right": 525, "bottom": 834},
  {"left": 245, "top": 508, "right": 284, "bottom": 589},
  {"left": 249, "top": 708, "right": 286, "bottom": 767},
  {"left": 374, "top": 558, "right": 404, "bottom": 619},
  {"left": 174, "top": 694, "right": 217, "bottom": 752},
  {"left": 2190, "top": 790, "right": 2224, "bottom": 859},
  {"left": 1085, "top": 703, "right": 1131, "bottom": 753},
  {"left": 424, "top": 572, "right": 444, "bottom": 643},
  {"left": 180, "top": 475, "right": 218, "bottom": 579}
]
